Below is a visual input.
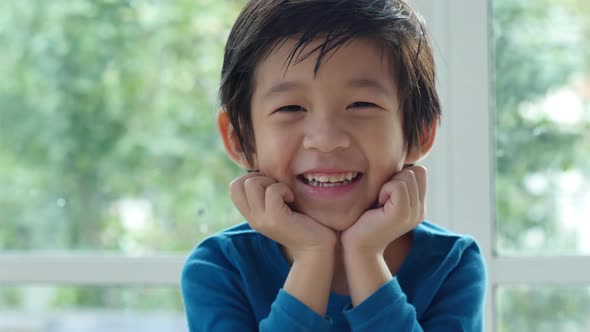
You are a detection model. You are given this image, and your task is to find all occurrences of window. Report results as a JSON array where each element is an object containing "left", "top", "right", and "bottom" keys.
[
  {"left": 0, "top": 1, "right": 244, "bottom": 330},
  {"left": 412, "top": 0, "right": 590, "bottom": 331},
  {"left": 0, "top": 286, "right": 185, "bottom": 332},
  {"left": 492, "top": 0, "right": 590, "bottom": 330},
  {"left": 2, "top": 1, "right": 589, "bottom": 331}
]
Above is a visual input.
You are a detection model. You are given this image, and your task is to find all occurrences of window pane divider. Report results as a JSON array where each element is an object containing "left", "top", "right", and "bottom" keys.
[
  {"left": 442, "top": 1, "right": 590, "bottom": 331},
  {"left": 2, "top": 254, "right": 589, "bottom": 285},
  {"left": 0, "top": 254, "right": 185, "bottom": 285},
  {"left": 491, "top": 256, "right": 590, "bottom": 284}
]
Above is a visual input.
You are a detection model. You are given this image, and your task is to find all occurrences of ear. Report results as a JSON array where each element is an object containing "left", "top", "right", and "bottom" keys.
[
  {"left": 405, "top": 118, "right": 438, "bottom": 164},
  {"left": 217, "top": 108, "right": 257, "bottom": 170}
]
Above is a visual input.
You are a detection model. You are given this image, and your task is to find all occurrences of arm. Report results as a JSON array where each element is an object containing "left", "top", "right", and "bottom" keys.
[
  {"left": 183, "top": 172, "right": 339, "bottom": 331},
  {"left": 181, "top": 240, "right": 257, "bottom": 332},
  {"left": 282, "top": 250, "right": 335, "bottom": 316},
  {"left": 260, "top": 250, "right": 335, "bottom": 330},
  {"left": 342, "top": 240, "right": 487, "bottom": 331},
  {"left": 341, "top": 166, "right": 484, "bottom": 330},
  {"left": 181, "top": 238, "right": 336, "bottom": 332}
]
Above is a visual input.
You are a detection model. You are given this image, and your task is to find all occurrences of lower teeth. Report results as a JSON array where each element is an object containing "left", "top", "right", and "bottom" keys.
[{"left": 309, "top": 179, "right": 352, "bottom": 187}]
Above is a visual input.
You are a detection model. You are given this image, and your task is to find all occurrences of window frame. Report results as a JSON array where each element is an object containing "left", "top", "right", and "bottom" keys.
[
  {"left": 416, "top": 0, "right": 590, "bottom": 331},
  {"left": 1, "top": 1, "right": 590, "bottom": 331}
]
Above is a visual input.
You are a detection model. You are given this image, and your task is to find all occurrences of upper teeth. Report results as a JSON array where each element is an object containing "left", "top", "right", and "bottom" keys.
[{"left": 303, "top": 172, "right": 358, "bottom": 183}]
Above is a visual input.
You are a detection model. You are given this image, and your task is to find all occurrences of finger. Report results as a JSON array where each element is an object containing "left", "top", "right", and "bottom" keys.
[
  {"left": 244, "top": 176, "right": 277, "bottom": 212},
  {"left": 379, "top": 180, "right": 410, "bottom": 217},
  {"left": 229, "top": 172, "right": 263, "bottom": 216},
  {"left": 396, "top": 169, "right": 419, "bottom": 209},
  {"left": 405, "top": 165, "right": 427, "bottom": 221},
  {"left": 265, "top": 182, "right": 295, "bottom": 217},
  {"left": 410, "top": 165, "right": 428, "bottom": 206}
]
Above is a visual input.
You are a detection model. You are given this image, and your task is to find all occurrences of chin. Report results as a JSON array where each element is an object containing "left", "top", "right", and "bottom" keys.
[{"left": 307, "top": 210, "right": 362, "bottom": 232}]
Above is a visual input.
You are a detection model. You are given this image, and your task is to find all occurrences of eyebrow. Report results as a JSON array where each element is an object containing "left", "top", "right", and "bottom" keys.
[
  {"left": 262, "top": 78, "right": 390, "bottom": 99},
  {"left": 346, "top": 78, "right": 390, "bottom": 97},
  {"left": 263, "top": 81, "right": 303, "bottom": 99}
]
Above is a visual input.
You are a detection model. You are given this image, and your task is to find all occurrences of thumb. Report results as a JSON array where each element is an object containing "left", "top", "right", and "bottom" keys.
[
  {"left": 378, "top": 182, "right": 395, "bottom": 206},
  {"left": 379, "top": 180, "right": 410, "bottom": 216},
  {"left": 265, "top": 182, "right": 295, "bottom": 212}
]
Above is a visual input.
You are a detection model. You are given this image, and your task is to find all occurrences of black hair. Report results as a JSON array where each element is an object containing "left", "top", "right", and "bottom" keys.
[{"left": 220, "top": 0, "right": 440, "bottom": 167}]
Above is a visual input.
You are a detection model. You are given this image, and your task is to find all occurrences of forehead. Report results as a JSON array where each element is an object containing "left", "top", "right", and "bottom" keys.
[{"left": 253, "top": 37, "right": 398, "bottom": 91}]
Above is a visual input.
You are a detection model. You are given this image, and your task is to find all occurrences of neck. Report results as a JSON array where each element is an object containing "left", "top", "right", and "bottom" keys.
[
  {"left": 280, "top": 233, "right": 412, "bottom": 297},
  {"left": 330, "top": 242, "right": 350, "bottom": 295}
]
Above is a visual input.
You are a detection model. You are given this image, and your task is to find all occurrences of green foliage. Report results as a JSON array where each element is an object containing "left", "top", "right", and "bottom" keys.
[
  {"left": 494, "top": 0, "right": 590, "bottom": 254},
  {"left": 0, "top": 0, "right": 244, "bottom": 253},
  {"left": 497, "top": 287, "right": 590, "bottom": 332},
  {"left": 493, "top": 0, "right": 590, "bottom": 330},
  {"left": 0, "top": 0, "right": 588, "bottom": 326},
  {"left": 0, "top": 0, "right": 245, "bottom": 310},
  {"left": 49, "top": 287, "right": 183, "bottom": 312}
]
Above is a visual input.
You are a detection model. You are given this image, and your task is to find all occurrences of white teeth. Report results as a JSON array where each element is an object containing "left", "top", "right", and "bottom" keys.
[{"left": 303, "top": 172, "right": 358, "bottom": 183}]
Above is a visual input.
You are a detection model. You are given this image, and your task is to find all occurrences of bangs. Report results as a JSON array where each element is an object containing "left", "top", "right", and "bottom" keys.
[{"left": 256, "top": 1, "right": 420, "bottom": 77}]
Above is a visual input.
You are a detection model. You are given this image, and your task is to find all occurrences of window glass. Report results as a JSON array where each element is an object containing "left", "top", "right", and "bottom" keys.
[
  {"left": 493, "top": 0, "right": 590, "bottom": 255},
  {"left": 496, "top": 286, "right": 590, "bottom": 332},
  {"left": 0, "top": 1, "right": 245, "bottom": 252},
  {"left": 0, "top": 286, "right": 186, "bottom": 332}
]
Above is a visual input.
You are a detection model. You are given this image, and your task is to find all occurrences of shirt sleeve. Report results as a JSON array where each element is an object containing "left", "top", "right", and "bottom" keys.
[
  {"left": 259, "top": 289, "right": 333, "bottom": 331},
  {"left": 342, "top": 240, "right": 487, "bottom": 331},
  {"left": 180, "top": 236, "right": 333, "bottom": 332}
]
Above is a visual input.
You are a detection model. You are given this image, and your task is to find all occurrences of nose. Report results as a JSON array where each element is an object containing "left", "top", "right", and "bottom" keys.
[{"left": 302, "top": 114, "right": 351, "bottom": 152}]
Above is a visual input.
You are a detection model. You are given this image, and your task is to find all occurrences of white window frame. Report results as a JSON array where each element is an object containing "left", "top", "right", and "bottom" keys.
[
  {"left": 1, "top": 2, "right": 590, "bottom": 331},
  {"left": 416, "top": 0, "right": 590, "bottom": 331}
]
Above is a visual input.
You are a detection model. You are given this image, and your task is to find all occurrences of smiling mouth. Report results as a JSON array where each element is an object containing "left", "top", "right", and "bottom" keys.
[{"left": 297, "top": 172, "right": 363, "bottom": 188}]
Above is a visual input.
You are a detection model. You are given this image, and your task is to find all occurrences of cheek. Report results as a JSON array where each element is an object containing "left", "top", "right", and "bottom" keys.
[
  {"left": 254, "top": 127, "right": 298, "bottom": 178},
  {"left": 366, "top": 122, "right": 406, "bottom": 157},
  {"left": 364, "top": 124, "right": 406, "bottom": 179},
  {"left": 373, "top": 144, "right": 406, "bottom": 177}
]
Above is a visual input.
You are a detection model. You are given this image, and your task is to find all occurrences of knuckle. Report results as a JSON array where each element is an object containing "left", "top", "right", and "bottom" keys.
[
  {"left": 412, "top": 166, "right": 427, "bottom": 183},
  {"left": 229, "top": 178, "right": 243, "bottom": 193},
  {"left": 266, "top": 183, "right": 284, "bottom": 197},
  {"left": 393, "top": 180, "right": 408, "bottom": 193},
  {"left": 402, "top": 170, "right": 416, "bottom": 183},
  {"left": 264, "top": 185, "right": 277, "bottom": 203},
  {"left": 265, "top": 183, "right": 279, "bottom": 195},
  {"left": 243, "top": 177, "right": 257, "bottom": 188},
  {"left": 229, "top": 179, "right": 239, "bottom": 190},
  {"left": 415, "top": 165, "right": 427, "bottom": 176}
]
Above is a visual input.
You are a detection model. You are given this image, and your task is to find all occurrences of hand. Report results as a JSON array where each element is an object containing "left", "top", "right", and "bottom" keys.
[
  {"left": 341, "top": 165, "right": 427, "bottom": 255},
  {"left": 229, "top": 172, "right": 338, "bottom": 261}
]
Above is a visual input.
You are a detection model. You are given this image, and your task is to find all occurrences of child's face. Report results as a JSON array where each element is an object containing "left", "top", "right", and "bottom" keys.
[{"left": 249, "top": 37, "right": 414, "bottom": 231}]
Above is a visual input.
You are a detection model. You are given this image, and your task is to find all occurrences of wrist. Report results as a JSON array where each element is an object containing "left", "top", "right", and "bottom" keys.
[
  {"left": 293, "top": 246, "right": 336, "bottom": 265},
  {"left": 284, "top": 247, "right": 335, "bottom": 317},
  {"left": 342, "top": 247, "right": 385, "bottom": 269},
  {"left": 341, "top": 240, "right": 384, "bottom": 259},
  {"left": 342, "top": 250, "right": 391, "bottom": 307}
]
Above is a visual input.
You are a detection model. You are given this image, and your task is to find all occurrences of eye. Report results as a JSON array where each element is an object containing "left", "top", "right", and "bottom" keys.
[
  {"left": 348, "top": 102, "right": 379, "bottom": 109},
  {"left": 274, "top": 105, "right": 306, "bottom": 113}
]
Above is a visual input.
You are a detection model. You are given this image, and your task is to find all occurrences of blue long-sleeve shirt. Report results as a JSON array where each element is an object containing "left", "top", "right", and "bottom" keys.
[{"left": 181, "top": 221, "right": 487, "bottom": 331}]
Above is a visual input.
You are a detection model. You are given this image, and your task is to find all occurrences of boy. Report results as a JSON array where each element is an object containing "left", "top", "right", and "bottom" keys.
[{"left": 181, "top": 0, "right": 487, "bottom": 331}]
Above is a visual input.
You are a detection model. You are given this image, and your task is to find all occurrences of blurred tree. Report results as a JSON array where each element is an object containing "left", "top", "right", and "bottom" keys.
[
  {"left": 0, "top": 0, "right": 588, "bottom": 326},
  {"left": 0, "top": 0, "right": 245, "bottom": 310},
  {"left": 0, "top": 0, "right": 244, "bottom": 251},
  {"left": 494, "top": 0, "right": 589, "bottom": 253},
  {"left": 493, "top": 0, "right": 590, "bottom": 330}
]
